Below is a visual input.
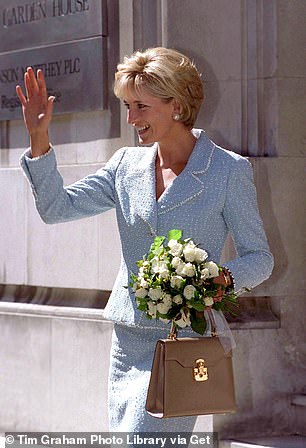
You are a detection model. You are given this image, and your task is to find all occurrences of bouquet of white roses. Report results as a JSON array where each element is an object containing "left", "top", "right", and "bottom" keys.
[{"left": 130, "top": 229, "right": 238, "bottom": 335}]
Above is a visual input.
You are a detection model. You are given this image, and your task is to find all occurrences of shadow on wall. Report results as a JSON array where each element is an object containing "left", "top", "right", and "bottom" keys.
[
  {"left": 177, "top": 47, "right": 238, "bottom": 151},
  {"left": 252, "top": 159, "right": 289, "bottom": 295},
  {"left": 0, "top": 283, "right": 110, "bottom": 308},
  {"left": 180, "top": 48, "right": 221, "bottom": 132}
]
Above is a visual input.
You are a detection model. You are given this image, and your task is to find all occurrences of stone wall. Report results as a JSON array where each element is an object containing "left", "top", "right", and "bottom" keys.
[{"left": 155, "top": 0, "right": 306, "bottom": 438}]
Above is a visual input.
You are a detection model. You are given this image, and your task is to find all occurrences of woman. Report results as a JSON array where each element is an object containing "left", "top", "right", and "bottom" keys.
[{"left": 16, "top": 47, "right": 273, "bottom": 432}]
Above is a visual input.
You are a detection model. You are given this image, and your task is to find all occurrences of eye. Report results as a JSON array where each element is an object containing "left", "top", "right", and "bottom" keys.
[
  {"left": 123, "top": 102, "right": 130, "bottom": 109},
  {"left": 137, "top": 103, "right": 147, "bottom": 109}
]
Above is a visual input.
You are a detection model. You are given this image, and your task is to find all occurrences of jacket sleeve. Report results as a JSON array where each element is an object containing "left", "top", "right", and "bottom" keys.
[
  {"left": 20, "top": 146, "right": 126, "bottom": 224},
  {"left": 222, "top": 156, "right": 274, "bottom": 293}
]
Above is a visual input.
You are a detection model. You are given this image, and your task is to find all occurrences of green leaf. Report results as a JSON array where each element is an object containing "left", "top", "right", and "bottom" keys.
[
  {"left": 212, "top": 302, "right": 223, "bottom": 311},
  {"left": 147, "top": 252, "right": 155, "bottom": 261},
  {"left": 137, "top": 303, "right": 148, "bottom": 312},
  {"left": 188, "top": 300, "right": 205, "bottom": 312},
  {"left": 190, "top": 315, "right": 207, "bottom": 335},
  {"left": 130, "top": 272, "right": 138, "bottom": 282},
  {"left": 150, "top": 236, "right": 165, "bottom": 252},
  {"left": 167, "top": 229, "right": 182, "bottom": 241}
]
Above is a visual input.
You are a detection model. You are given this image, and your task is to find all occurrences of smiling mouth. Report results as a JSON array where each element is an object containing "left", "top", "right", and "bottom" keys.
[{"left": 136, "top": 125, "right": 150, "bottom": 134}]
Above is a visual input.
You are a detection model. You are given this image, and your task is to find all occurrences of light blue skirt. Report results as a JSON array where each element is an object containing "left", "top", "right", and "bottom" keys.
[{"left": 108, "top": 323, "right": 197, "bottom": 432}]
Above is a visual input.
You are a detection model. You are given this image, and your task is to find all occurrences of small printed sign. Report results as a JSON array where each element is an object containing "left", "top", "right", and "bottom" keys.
[{"left": 0, "top": 37, "right": 106, "bottom": 120}]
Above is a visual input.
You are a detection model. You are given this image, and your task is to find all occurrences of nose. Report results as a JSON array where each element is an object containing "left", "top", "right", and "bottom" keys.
[{"left": 127, "top": 109, "right": 138, "bottom": 125}]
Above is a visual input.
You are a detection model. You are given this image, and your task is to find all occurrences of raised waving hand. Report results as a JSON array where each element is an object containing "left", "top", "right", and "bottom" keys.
[{"left": 16, "top": 67, "right": 55, "bottom": 157}]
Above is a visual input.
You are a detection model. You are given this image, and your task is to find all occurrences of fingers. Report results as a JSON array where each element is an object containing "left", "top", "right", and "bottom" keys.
[
  {"left": 45, "top": 96, "right": 55, "bottom": 121},
  {"left": 28, "top": 67, "right": 40, "bottom": 94},
  {"left": 37, "top": 69, "right": 47, "bottom": 99},
  {"left": 24, "top": 67, "right": 39, "bottom": 99},
  {"left": 16, "top": 67, "right": 55, "bottom": 121},
  {"left": 17, "top": 67, "right": 51, "bottom": 104},
  {"left": 16, "top": 85, "right": 27, "bottom": 107}
]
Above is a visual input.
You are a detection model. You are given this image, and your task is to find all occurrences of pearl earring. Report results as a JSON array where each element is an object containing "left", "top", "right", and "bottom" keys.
[{"left": 172, "top": 113, "right": 181, "bottom": 121}]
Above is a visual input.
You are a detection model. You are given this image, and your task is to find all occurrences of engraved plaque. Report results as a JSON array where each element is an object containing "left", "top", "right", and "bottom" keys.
[
  {"left": 0, "top": 37, "right": 106, "bottom": 120},
  {"left": 0, "top": 0, "right": 107, "bottom": 52}
]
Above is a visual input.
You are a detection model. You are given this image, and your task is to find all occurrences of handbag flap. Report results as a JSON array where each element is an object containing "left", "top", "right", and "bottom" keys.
[{"left": 162, "top": 337, "right": 232, "bottom": 368}]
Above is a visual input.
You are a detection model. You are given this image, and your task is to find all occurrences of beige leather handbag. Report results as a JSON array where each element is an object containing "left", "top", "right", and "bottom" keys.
[{"left": 146, "top": 324, "right": 236, "bottom": 418}]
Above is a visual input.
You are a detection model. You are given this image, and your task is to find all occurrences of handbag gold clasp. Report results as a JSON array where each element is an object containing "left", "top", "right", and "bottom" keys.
[{"left": 193, "top": 358, "right": 208, "bottom": 381}]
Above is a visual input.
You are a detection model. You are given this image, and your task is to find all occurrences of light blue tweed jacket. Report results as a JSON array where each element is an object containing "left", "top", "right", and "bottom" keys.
[{"left": 20, "top": 129, "right": 274, "bottom": 328}]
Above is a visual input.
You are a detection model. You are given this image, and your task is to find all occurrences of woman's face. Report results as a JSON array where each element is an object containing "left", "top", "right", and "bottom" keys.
[{"left": 123, "top": 89, "right": 180, "bottom": 146}]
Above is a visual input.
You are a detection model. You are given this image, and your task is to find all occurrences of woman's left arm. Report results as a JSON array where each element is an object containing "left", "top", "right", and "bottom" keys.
[{"left": 221, "top": 156, "right": 274, "bottom": 293}]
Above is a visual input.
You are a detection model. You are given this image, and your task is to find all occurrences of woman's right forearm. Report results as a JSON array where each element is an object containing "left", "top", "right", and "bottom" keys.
[{"left": 30, "top": 131, "right": 50, "bottom": 158}]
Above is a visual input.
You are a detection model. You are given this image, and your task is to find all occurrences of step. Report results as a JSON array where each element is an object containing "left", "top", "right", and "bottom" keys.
[
  {"left": 292, "top": 394, "right": 306, "bottom": 436},
  {"left": 220, "top": 436, "right": 306, "bottom": 448}
]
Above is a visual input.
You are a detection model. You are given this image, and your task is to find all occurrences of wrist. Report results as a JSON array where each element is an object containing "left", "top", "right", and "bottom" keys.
[{"left": 30, "top": 131, "right": 50, "bottom": 158}]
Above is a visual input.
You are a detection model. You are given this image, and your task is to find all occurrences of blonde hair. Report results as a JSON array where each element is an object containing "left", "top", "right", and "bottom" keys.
[{"left": 114, "top": 47, "right": 204, "bottom": 128}]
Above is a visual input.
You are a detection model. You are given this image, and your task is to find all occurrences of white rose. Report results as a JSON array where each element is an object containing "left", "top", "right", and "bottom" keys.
[
  {"left": 159, "top": 317, "right": 170, "bottom": 324},
  {"left": 132, "top": 282, "right": 139, "bottom": 292},
  {"left": 175, "top": 309, "right": 191, "bottom": 328},
  {"left": 173, "top": 294, "right": 183, "bottom": 304},
  {"left": 157, "top": 301, "right": 172, "bottom": 315},
  {"left": 158, "top": 262, "right": 170, "bottom": 279},
  {"left": 168, "top": 240, "right": 183, "bottom": 257},
  {"left": 171, "top": 256, "right": 182, "bottom": 269},
  {"left": 147, "top": 301, "right": 157, "bottom": 318},
  {"left": 134, "top": 287, "right": 148, "bottom": 298},
  {"left": 194, "top": 248, "right": 208, "bottom": 263},
  {"left": 139, "top": 266, "right": 146, "bottom": 276},
  {"left": 182, "top": 262, "right": 196, "bottom": 277},
  {"left": 163, "top": 293, "right": 172, "bottom": 307},
  {"left": 170, "top": 275, "right": 184, "bottom": 289},
  {"left": 151, "top": 257, "right": 160, "bottom": 274},
  {"left": 204, "top": 296, "right": 214, "bottom": 307},
  {"left": 176, "top": 261, "right": 186, "bottom": 276},
  {"left": 183, "top": 284, "right": 196, "bottom": 300},
  {"left": 183, "top": 242, "right": 197, "bottom": 262},
  {"left": 205, "top": 261, "right": 220, "bottom": 278},
  {"left": 148, "top": 287, "right": 163, "bottom": 301},
  {"left": 139, "top": 278, "right": 149, "bottom": 289},
  {"left": 151, "top": 259, "right": 169, "bottom": 279},
  {"left": 156, "top": 293, "right": 172, "bottom": 315},
  {"left": 200, "top": 268, "right": 209, "bottom": 280}
]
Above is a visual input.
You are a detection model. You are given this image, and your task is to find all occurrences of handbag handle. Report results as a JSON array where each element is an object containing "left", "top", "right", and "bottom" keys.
[
  {"left": 206, "top": 309, "right": 218, "bottom": 337},
  {"left": 168, "top": 320, "right": 178, "bottom": 339}
]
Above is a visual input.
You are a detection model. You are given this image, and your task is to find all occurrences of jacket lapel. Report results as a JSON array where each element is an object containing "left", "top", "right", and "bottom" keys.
[
  {"left": 120, "top": 131, "right": 215, "bottom": 232},
  {"left": 157, "top": 130, "right": 215, "bottom": 215}
]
